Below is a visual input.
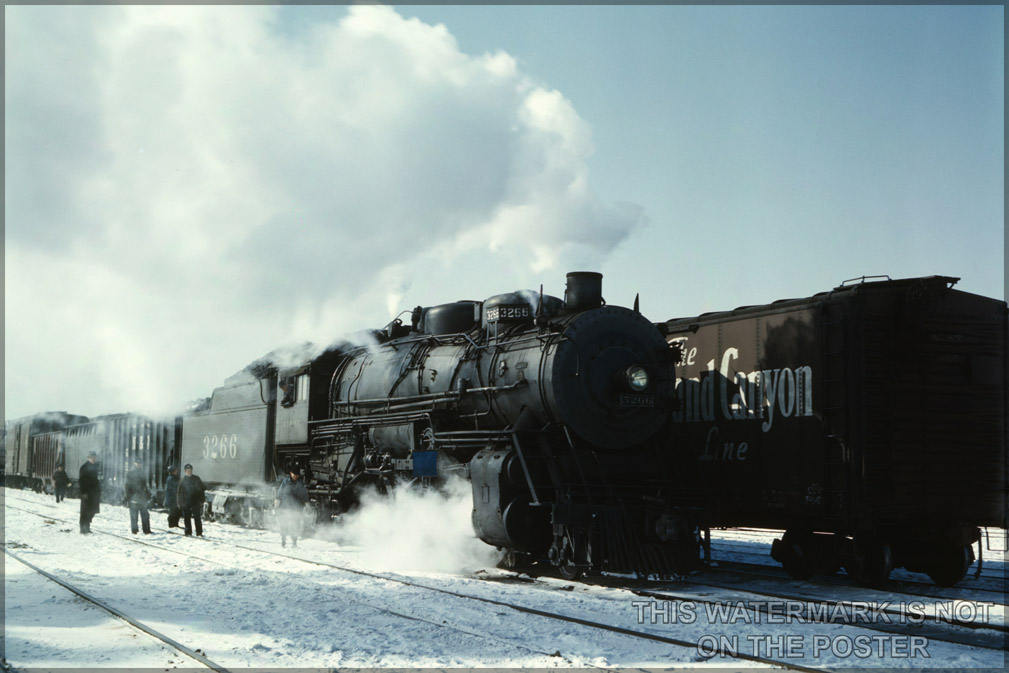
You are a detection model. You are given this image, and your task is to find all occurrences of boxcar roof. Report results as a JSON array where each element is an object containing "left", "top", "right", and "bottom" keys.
[{"left": 663, "top": 275, "right": 967, "bottom": 329}]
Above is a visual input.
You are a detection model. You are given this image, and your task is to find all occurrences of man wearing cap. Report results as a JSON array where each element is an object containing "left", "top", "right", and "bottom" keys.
[
  {"left": 52, "top": 465, "right": 70, "bottom": 503},
  {"left": 164, "top": 465, "right": 181, "bottom": 528},
  {"left": 275, "top": 465, "right": 309, "bottom": 548},
  {"left": 78, "top": 452, "right": 101, "bottom": 534},
  {"left": 177, "top": 464, "right": 206, "bottom": 537},
  {"left": 124, "top": 460, "right": 152, "bottom": 535}
]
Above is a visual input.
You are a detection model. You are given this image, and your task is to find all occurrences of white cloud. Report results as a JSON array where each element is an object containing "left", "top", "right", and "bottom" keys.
[{"left": 5, "top": 5, "right": 643, "bottom": 419}]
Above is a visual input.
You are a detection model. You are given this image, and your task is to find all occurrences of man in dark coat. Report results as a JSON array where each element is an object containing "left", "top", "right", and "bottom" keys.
[
  {"left": 78, "top": 452, "right": 101, "bottom": 534},
  {"left": 164, "top": 465, "right": 181, "bottom": 528},
  {"left": 275, "top": 465, "right": 309, "bottom": 548},
  {"left": 124, "top": 460, "right": 152, "bottom": 534},
  {"left": 52, "top": 466, "right": 70, "bottom": 503},
  {"left": 177, "top": 463, "right": 206, "bottom": 537}
]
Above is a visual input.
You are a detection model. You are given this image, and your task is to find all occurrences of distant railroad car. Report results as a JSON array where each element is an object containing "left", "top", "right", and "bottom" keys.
[
  {"left": 3, "top": 412, "right": 88, "bottom": 490},
  {"left": 663, "top": 275, "right": 1007, "bottom": 586},
  {"left": 42, "top": 414, "right": 178, "bottom": 501}
]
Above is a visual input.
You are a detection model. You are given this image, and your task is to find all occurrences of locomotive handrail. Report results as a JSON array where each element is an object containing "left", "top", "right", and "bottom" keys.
[
  {"left": 311, "top": 410, "right": 430, "bottom": 427},
  {"left": 342, "top": 329, "right": 564, "bottom": 352},
  {"left": 326, "top": 379, "right": 526, "bottom": 409}
]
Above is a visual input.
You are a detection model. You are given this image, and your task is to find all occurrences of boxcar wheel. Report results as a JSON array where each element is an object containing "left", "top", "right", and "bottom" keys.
[
  {"left": 926, "top": 544, "right": 971, "bottom": 587},
  {"left": 778, "top": 530, "right": 814, "bottom": 580},
  {"left": 781, "top": 542, "right": 813, "bottom": 580},
  {"left": 849, "top": 539, "right": 892, "bottom": 587}
]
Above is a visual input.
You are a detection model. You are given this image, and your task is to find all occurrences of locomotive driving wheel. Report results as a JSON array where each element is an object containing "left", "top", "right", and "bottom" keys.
[
  {"left": 557, "top": 560, "right": 585, "bottom": 581},
  {"left": 551, "top": 531, "right": 588, "bottom": 580}
]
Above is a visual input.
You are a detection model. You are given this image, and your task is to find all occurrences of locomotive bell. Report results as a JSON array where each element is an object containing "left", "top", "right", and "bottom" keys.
[{"left": 564, "top": 272, "right": 603, "bottom": 310}]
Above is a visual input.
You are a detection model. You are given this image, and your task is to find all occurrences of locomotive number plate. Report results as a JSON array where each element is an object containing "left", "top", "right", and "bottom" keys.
[
  {"left": 619, "top": 393, "right": 655, "bottom": 408},
  {"left": 486, "top": 305, "right": 530, "bottom": 321}
]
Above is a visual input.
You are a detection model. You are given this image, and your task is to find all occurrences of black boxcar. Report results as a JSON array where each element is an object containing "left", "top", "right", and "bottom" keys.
[{"left": 663, "top": 276, "right": 1007, "bottom": 586}]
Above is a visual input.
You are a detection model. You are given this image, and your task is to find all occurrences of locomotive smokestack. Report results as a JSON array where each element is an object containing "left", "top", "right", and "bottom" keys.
[{"left": 564, "top": 271, "right": 603, "bottom": 310}]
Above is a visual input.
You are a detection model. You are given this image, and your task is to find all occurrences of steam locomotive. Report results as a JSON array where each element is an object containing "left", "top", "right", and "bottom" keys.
[
  {"left": 5, "top": 272, "right": 1006, "bottom": 585},
  {"left": 309, "top": 271, "right": 694, "bottom": 577},
  {"left": 5, "top": 272, "right": 697, "bottom": 578},
  {"left": 189, "top": 271, "right": 695, "bottom": 577}
]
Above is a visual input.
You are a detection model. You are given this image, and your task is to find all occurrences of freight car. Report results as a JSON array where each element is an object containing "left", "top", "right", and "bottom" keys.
[
  {"left": 663, "top": 275, "right": 1008, "bottom": 586},
  {"left": 3, "top": 412, "right": 88, "bottom": 490},
  {"left": 8, "top": 414, "right": 177, "bottom": 503}
]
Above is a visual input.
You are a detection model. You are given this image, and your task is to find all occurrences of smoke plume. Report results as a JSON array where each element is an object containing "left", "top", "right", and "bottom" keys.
[{"left": 6, "top": 5, "right": 643, "bottom": 419}]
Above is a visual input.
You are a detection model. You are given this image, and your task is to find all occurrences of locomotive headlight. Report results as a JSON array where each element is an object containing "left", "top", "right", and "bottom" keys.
[{"left": 625, "top": 365, "right": 649, "bottom": 392}]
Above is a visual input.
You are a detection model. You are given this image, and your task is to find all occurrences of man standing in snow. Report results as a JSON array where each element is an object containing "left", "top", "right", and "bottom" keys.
[
  {"left": 164, "top": 465, "right": 181, "bottom": 528},
  {"left": 78, "top": 452, "right": 101, "bottom": 534},
  {"left": 52, "top": 465, "right": 70, "bottom": 503},
  {"left": 275, "top": 465, "right": 309, "bottom": 548},
  {"left": 177, "top": 463, "right": 206, "bottom": 537},
  {"left": 124, "top": 460, "right": 152, "bottom": 535}
]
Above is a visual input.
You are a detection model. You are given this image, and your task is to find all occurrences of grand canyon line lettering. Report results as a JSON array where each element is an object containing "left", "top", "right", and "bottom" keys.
[{"left": 671, "top": 347, "right": 813, "bottom": 432}]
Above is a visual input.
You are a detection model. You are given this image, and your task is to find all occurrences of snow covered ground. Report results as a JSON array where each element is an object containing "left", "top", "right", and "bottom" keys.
[
  {"left": 5, "top": 553, "right": 199, "bottom": 668},
  {"left": 3, "top": 486, "right": 1005, "bottom": 670}
]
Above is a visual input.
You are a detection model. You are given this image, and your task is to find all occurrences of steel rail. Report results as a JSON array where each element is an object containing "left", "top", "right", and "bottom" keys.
[
  {"left": 484, "top": 568, "right": 1008, "bottom": 653},
  {"left": 3, "top": 548, "right": 232, "bottom": 673},
  {"left": 708, "top": 551, "right": 1008, "bottom": 597},
  {"left": 184, "top": 536, "right": 825, "bottom": 672},
  {"left": 2, "top": 503, "right": 578, "bottom": 666}
]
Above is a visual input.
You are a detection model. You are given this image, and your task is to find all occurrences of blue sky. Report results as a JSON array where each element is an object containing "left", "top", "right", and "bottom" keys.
[
  {"left": 388, "top": 4, "right": 1004, "bottom": 313},
  {"left": 6, "top": 5, "right": 1004, "bottom": 417}
]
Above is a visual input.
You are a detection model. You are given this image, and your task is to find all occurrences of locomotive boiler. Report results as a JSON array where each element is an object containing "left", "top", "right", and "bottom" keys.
[{"left": 309, "top": 272, "right": 696, "bottom": 577}]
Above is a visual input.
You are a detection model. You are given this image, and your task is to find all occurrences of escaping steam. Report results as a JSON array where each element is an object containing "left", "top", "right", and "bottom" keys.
[{"left": 324, "top": 477, "right": 500, "bottom": 574}]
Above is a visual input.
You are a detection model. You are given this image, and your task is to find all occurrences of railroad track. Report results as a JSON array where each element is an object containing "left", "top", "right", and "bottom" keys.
[
  {"left": 711, "top": 535, "right": 1008, "bottom": 582},
  {"left": 709, "top": 536, "right": 1007, "bottom": 590},
  {"left": 638, "top": 581, "right": 1007, "bottom": 651},
  {"left": 17, "top": 491, "right": 1004, "bottom": 593},
  {"left": 8, "top": 492, "right": 1004, "bottom": 665},
  {"left": 3, "top": 548, "right": 231, "bottom": 672},
  {"left": 708, "top": 556, "right": 1008, "bottom": 599},
  {"left": 5, "top": 498, "right": 816, "bottom": 671},
  {"left": 3, "top": 503, "right": 577, "bottom": 667},
  {"left": 480, "top": 568, "right": 1007, "bottom": 653}
]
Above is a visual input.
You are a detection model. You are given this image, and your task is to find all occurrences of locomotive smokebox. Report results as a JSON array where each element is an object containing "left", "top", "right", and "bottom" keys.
[{"left": 564, "top": 271, "right": 603, "bottom": 310}]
